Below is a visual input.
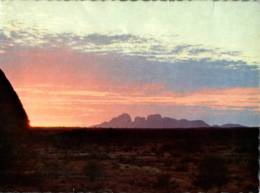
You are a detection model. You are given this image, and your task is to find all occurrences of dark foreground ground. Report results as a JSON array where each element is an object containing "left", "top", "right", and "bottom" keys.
[{"left": 0, "top": 127, "right": 259, "bottom": 193}]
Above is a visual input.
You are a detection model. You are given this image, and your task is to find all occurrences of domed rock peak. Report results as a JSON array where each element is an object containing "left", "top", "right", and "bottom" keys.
[{"left": 0, "top": 69, "right": 29, "bottom": 133}]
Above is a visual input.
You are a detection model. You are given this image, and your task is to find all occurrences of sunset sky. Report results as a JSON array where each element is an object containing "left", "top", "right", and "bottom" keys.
[{"left": 0, "top": 1, "right": 259, "bottom": 127}]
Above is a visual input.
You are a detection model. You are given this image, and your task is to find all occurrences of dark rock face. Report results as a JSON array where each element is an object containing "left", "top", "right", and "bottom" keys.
[
  {"left": 0, "top": 69, "right": 29, "bottom": 133},
  {"left": 96, "top": 113, "right": 210, "bottom": 128}
]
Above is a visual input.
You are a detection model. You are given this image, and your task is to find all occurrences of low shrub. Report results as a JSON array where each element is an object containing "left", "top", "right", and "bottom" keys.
[
  {"left": 84, "top": 160, "right": 104, "bottom": 182},
  {"left": 154, "top": 173, "right": 179, "bottom": 192},
  {"left": 193, "top": 154, "right": 229, "bottom": 190}
]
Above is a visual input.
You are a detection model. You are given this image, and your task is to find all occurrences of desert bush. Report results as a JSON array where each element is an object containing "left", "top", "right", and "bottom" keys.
[
  {"left": 234, "top": 138, "right": 258, "bottom": 154},
  {"left": 183, "top": 138, "right": 203, "bottom": 153},
  {"left": 175, "top": 162, "right": 188, "bottom": 172},
  {"left": 193, "top": 154, "right": 229, "bottom": 190},
  {"left": 246, "top": 158, "right": 258, "bottom": 177},
  {"left": 164, "top": 159, "right": 173, "bottom": 167},
  {"left": 181, "top": 155, "right": 194, "bottom": 163},
  {"left": 160, "top": 143, "right": 174, "bottom": 153},
  {"left": 150, "top": 146, "right": 158, "bottom": 154},
  {"left": 0, "top": 132, "right": 28, "bottom": 185},
  {"left": 89, "top": 152, "right": 110, "bottom": 160},
  {"left": 111, "top": 161, "right": 120, "bottom": 169},
  {"left": 39, "top": 159, "right": 64, "bottom": 177},
  {"left": 0, "top": 137, "right": 14, "bottom": 184},
  {"left": 0, "top": 135, "right": 15, "bottom": 173},
  {"left": 244, "top": 183, "right": 258, "bottom": 193},
  {"left": 84, "top": 160, "right": 104, "bottom": 182},
  {"left": 155, "top": 173, "right": 171, "bottom": 188},
  {"left": 154, "top": 173, "right": 179, "bottom": 192}
]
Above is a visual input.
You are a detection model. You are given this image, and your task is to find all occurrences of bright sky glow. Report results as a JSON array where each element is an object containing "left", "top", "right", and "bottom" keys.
[{"left": 0, "top": 1, "right": 259, "bottom": 127}]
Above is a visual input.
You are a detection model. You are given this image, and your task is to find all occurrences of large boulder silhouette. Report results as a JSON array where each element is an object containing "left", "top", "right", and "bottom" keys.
[{"left": 0, "top": 69, "right": 29, "bottom": 133}]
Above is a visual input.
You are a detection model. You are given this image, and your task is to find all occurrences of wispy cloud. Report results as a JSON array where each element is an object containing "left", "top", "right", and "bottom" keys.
[
  {"left": 0, "top": 30, "right": 250, "bottom": 64},
  {"left": 1, "top": 45, "right": 259, "bottom": 92}
]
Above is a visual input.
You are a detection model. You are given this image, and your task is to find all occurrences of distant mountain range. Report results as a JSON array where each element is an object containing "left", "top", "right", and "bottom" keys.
[{"left": 95, "top": 113, "right": 245, "bottom": 129}]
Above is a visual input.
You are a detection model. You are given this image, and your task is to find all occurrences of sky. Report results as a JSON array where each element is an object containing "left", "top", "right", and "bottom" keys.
[{"left": 0, "top": 1, "right": 259, "bottom": 127}]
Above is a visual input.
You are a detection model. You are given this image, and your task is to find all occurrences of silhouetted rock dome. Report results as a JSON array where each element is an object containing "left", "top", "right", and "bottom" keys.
[
  {"left": 95, "top": 113, "right": 210, "bottom": 128},
  {"left": 147, "top": 114, "right": 162, "bottom": 122},
  {"left": 0, "top": 69, "right": 29, "bottom": 133},
  {"left": 108, "top": 113, "right": 132, "bottom": 128}
]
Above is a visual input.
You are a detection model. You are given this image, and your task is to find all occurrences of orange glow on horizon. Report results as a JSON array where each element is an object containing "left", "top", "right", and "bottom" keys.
[
  {"left": 2, "top": 47, "right": 259, "bottom": 127},
  {"left": 15, "top": 85, "right": 260, "bottom": 127}
]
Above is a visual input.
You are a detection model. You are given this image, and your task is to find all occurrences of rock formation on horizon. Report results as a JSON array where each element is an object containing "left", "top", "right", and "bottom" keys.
[
  {"left": 220, "top": 123, "right": 246, "bottom": 128},
  {"left": 98, "top": 113, "right": 132, "bottom": 128},
  {"left": 0, "top": 69, "right": 29, "bottom": 133},
  {"left": 95, "top": 113, "right": 210, "bottom": 128}
]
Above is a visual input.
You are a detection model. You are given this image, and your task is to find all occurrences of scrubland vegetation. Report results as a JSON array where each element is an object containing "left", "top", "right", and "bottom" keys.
[{"left": 0, "top": 128, "right": 258, "bottom": 193}]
